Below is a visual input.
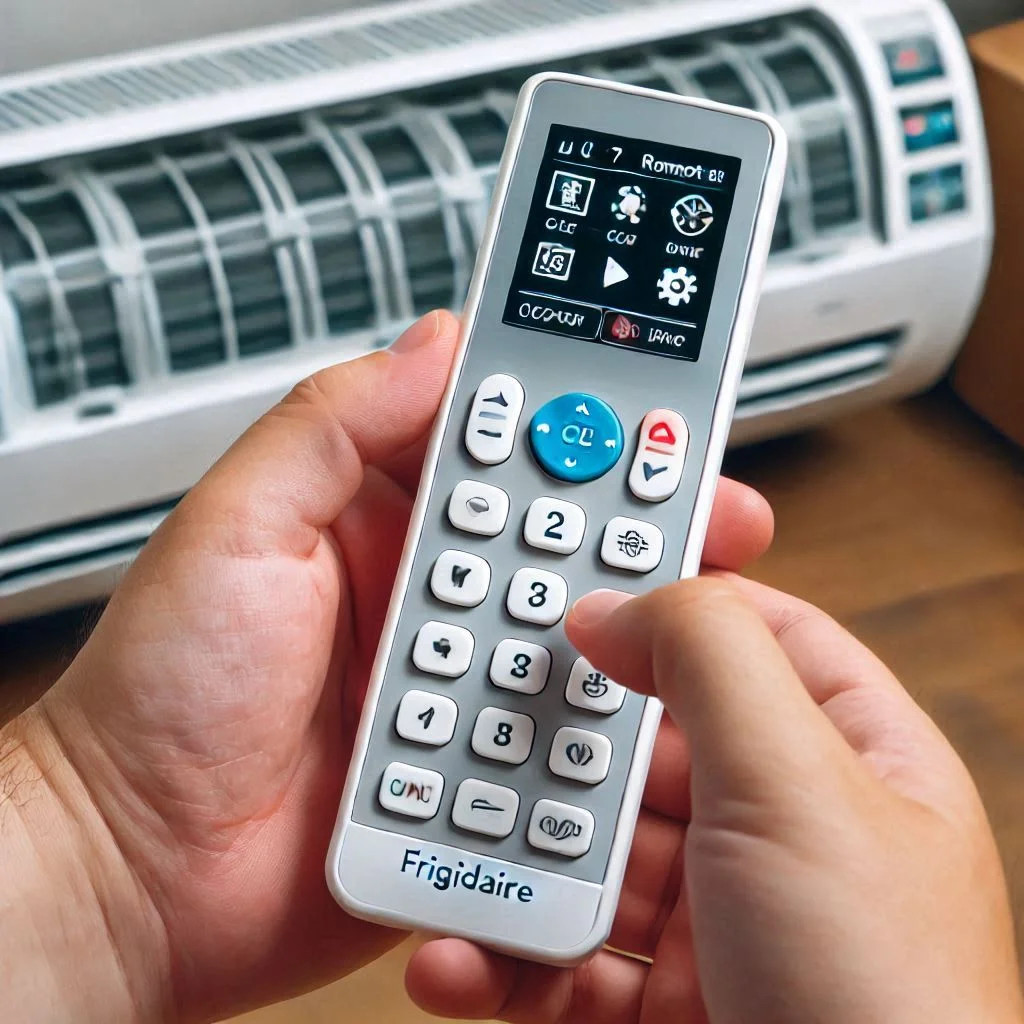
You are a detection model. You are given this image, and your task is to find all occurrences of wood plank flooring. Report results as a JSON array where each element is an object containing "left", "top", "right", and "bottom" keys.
[{"left": 2, "top": 385, "right": 1022, "bottom": 1022}]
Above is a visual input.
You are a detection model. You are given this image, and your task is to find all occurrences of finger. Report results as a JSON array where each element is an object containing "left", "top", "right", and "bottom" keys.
[
  {"left": 406, "top": 940, "right": 647, "bottom": 1024},
  {"left": 641, "top": 716, "right": 691, "bottom": 821},
  {"left": 376, "top": 431, "right": 432, "bottom": 497},
  {"left": 608, "top": 808, "right": 686, "bottom": 959},
  {"left": 187, "top": 310, "right": 459, "bottom": 545},
  {"left": 567, "top": 579, "right": 858, "bottom": 807},
  {"left": 700, "top": 478, "right": 775, "bottom": 571}
]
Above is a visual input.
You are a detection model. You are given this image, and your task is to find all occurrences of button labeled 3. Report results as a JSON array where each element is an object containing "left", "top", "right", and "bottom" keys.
[
  {"left": 549, "top": 727, "right": 612, "bottom": 785},
  {"left": 507, "top": 568, "right": 569, "bottom": 626},
  {"left": 430, "top": 550, "right": 491, "bottom": 608},
  {"left": 565, "top": 657, "right": 627, "bottom": 715},
  {"left": 448, "top": 481, "right": 510, "bottom": 537},
  {"left": 465, "top": 374, "right": 525, "bottom": 466},
  {"left": 395, "top": 690, "right": 458, "bottom": 747},
  {"left": 629, "top": 409, "right": 689, "bottom": 502},
  {"left": 601, "top": 517, "right": 665, "bottom": 574},
  {"left": 412, "top": 621, "right": 474, "bottom": 678},
  {"left": 378, "top": 762, "right": 444, "bottom": 820},
  {"left": 528, "top": 799, "right": 595, "bottom": 858},
  {"left": 451, "top": 779, "right": 520, "bottom": 838},
  {"left": 530, "top": 393, "right": 624, "bottom": 484}
]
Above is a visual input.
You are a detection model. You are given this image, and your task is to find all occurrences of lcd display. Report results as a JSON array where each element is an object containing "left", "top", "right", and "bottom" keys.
[{"left": 504, "top": 125, "right": 743, "bottom": 362}]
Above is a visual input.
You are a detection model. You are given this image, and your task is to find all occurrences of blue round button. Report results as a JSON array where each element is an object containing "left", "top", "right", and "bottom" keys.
[{"left": 529, "top": 393, "right": 625, "bottom": 483}]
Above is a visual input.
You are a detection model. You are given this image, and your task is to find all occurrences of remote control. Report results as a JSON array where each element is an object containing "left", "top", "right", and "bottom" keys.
[{"left": 326, "top": 72, "right": 787, "bottom": 964}]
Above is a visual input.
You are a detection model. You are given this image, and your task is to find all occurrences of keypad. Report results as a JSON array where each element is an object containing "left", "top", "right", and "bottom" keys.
[
  {"left": 472, "top": 707, "right": 536, "bottom": 765},
  {"left": 431, "top": 550, "right": 491, "bottom": 607},
  {"left": 490, "top": 639, "right": 552, "bottom": 695},
  {"left": 507, "top": 568, "right": 569, "bottom": 626},
  {"left": 377, "top": 378, "right": 693, "bottom": 861},
  {"left": 395, "top": 690, "right": 458, "bottom": 747},
  {"left": 524, "top": 497, "right": 587, "bottom": 555}
]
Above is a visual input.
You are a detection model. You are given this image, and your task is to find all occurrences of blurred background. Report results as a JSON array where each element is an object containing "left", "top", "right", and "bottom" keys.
[{"left": 1, "top": 1, "right": 1022, "bottom": 1022}]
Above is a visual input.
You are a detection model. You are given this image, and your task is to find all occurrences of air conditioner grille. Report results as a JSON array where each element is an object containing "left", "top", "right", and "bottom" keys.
[{"left": 0, "top": 10, "right": 878, "bottom": 426}]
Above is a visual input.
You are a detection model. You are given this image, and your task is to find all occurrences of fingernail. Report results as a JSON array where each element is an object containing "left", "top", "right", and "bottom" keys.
[
  {"left": 570, "top": 589, "right": 634, "bottom": 627},
  {"left": 392, "top": 310, "right": 442, "bottom": 353}
]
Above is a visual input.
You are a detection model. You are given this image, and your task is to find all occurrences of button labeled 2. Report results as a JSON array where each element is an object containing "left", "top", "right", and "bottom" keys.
[
  {"left": 465, "top": 374, "right": 525, "bottom": 466},
  {"left": 629, "top": 409, "right": 689, "bottom": 502},
  {"left": 524, "top": 497, "right": 586, "bottom": 555}
]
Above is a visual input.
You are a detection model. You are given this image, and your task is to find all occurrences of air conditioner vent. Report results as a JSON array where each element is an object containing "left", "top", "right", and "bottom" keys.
[
  {"left": 0, "top": 10, "right": 879, "bottom": 428},
  {"left": 764, "top": 47, "right": 835, "bottom": 106},
  {"left": 736, "top": 330, "right": 904, "bottom": 417}
]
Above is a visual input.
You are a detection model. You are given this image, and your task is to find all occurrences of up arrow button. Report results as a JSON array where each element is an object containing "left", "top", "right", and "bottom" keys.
[{"left": 629, "top": 409, "right": 690, "bottom": 503}]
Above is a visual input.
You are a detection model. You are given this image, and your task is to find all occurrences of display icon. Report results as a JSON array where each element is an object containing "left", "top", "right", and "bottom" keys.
[
  {"left": 671, "top": 194, "right": 715, "bottom": 236},
  {"left": 546, "top": 171, "right": 596, "bottom": 217},
  {"left": 609, "top": 314, "right": 639, "bottom": 341},
  {"left": 611, "top": 184, "right": 647, "bottom": 224},
  {"left": 658, "top": 266, "right": 698, "bottom": 307},
  {"left": 603, "top": 256, "right": 630, "bottom": 288},
  {"left": 533, "top": 241, "right": 576, "bottom": 281}
]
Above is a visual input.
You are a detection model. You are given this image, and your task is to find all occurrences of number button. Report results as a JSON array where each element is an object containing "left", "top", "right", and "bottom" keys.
[
  {"left": 412, "top": 622, "right": 474, "bottom": 678},
  {"left": 523, "top": 498, "right": 587, "bottom": 555},
  {"left": 548, "top": 727, "right": 612, "bottom": 785},
  {"left": 430, "top": 550, "right": 491, "bottom": 607},
  {"left": 451, "top": 779, "right": 520, "bottom": 838},
  {"left": 471, "top": 707, "right": 535, "bottom": 765},
  {"left": 490, "top": 639, "right": 552, "bottom": 695},
  {"left": 448, "top": 481, "right": 510, "bottom": 537},
  {"left": 378, "top": 762, "right": 444, "bottom": 820},
  {"left": 565, "top": 657, "right": 627, "bottom": 715},
  {"left": 465, "top": 374, "right": 526, "bottom": 466},
  {"left": 395, "top": 690, "right": 459, "bottom": 747},
  {"left": 507, "top": 568, "right": 568, "bottom": 626},
  {"left": 601, "top": 517, "right": 665, "bottom": 574},
  {"left": 527, "top": 799, "right": 595, "bottom": 858}
]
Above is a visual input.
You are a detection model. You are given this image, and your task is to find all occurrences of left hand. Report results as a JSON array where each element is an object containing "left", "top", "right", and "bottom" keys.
[{"left": 2, "top": 311, "right": 775, "bottom": 1022}]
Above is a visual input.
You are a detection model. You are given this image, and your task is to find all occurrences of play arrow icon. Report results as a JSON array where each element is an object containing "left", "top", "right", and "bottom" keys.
[{"left": 604, "top": 257, "right": 629, "bottom": 288}]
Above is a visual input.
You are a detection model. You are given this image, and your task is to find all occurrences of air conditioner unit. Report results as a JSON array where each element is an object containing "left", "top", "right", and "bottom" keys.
[{"left": 0, "top": 0, "right": 992, "bottom": 623}]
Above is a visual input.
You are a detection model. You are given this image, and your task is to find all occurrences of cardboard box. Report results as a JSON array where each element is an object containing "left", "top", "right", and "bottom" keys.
[{"left": 955, "top": 22, "right": 1024, "bottom": 448}]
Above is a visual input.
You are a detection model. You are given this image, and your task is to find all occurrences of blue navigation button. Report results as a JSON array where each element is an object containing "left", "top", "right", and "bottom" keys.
[{"left": 529, "top": 393, "right": 624, "bottom": 483}]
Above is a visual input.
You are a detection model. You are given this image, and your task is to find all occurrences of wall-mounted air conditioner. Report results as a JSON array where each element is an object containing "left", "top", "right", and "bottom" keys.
[{"left": 0, "top": 0, "right": 992, "bottom": 622}]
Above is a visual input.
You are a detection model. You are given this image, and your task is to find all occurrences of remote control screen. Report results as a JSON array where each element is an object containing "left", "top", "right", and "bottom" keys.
[{"left": 503, "top": 124, "right": 743, "bottom": 362}]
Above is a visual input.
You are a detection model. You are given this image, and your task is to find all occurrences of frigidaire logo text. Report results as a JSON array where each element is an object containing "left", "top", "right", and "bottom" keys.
[{"left": 401, "top": 849, "right": 534, "bottom": 903}]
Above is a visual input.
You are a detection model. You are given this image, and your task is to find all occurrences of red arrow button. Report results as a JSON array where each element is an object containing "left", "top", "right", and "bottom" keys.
[{"left": 648, "top": 422, "right": 677, "bottom": 447}]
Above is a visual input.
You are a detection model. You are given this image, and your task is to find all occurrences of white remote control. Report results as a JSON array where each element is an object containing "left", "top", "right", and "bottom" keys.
[{"left": 327, "top": 72, "right": 787, "bottom": 965}]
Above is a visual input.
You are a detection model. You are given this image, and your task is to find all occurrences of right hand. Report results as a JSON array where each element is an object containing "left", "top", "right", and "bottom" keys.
[{"left": 408, "top": 575, "right": 1024, "bottom": 1024}]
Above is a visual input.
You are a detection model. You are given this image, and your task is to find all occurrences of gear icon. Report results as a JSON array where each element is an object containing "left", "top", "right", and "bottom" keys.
[{"left": 658, "top": 267, "right": 698, "bottom": 307}]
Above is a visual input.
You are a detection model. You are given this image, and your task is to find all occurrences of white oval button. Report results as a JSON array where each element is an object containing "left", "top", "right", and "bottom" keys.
[
  {"left": 548, "top": 727, "right": 612, "bottom": 785},
  {"left": 527, "top": 799, "right": 595, "bottom": 858},
  {"left": 490, "top": 639, "right": 552, "bottom": 695},
  {"left": 451, "top": 779, "right": 520, "bottom": 838},
  {"left": 465, "top": 374, "right": 526, "bottom": 466},
  {"left": 565, "top": 657, "right": 627, "bottom": 715},
  {"left": 395, "top": 690, "right": 459, "bottom": 747},
  {"left": 629, "top": 409, "right": 689, "bottom": 503},
  {"left": 412, "top": 621, "right": 475, "bottom": 678},
  {"left": 507, "top": 568, "right": 569, "bottom": 626},
  {"left": 601, "top": 517, "right": 665, "bottom": 574}
]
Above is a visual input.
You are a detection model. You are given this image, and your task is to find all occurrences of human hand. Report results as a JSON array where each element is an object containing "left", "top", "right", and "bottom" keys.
[
  {"left": 408, "top": 576, "right": 1024, "bottom": 1024},
  {"left": 0, "top": 311, "right": 776, "bottom": 1023}
]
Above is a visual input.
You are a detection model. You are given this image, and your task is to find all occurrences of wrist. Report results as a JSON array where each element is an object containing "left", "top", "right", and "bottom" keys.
[{"left": 0, "top": 696, "right": 172, "bottom": 1022}]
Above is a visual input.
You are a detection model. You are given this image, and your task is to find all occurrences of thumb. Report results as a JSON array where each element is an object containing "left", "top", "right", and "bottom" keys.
[{"left": 566, "top": 578, "right": 857, "bottom": 810}]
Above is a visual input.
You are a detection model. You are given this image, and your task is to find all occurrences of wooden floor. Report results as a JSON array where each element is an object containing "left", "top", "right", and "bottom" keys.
[{"left": 2, "top": 385, "right": 1023, "bottom": 1022}]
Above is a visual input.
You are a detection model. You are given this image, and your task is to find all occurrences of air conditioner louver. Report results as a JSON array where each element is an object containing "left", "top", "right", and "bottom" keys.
[{"left": 0, "top": 10, "right": 878, "bottom": 432}]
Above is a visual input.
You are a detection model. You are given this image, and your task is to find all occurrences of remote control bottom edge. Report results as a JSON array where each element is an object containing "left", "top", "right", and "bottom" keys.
[{"left": 328, "top": 821, "right": 615, "bottom": 965}]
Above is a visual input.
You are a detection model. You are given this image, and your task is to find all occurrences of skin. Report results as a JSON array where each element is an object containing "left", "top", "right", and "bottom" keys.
[{"left": 0, "top": 311, "right": 776, "bottom": 1022}]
